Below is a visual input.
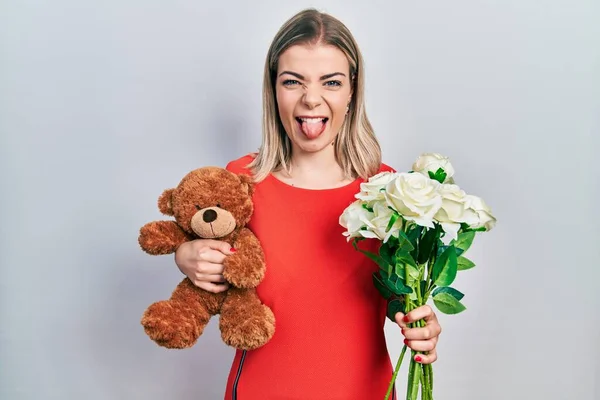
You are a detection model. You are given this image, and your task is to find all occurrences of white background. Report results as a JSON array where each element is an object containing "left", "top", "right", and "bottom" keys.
[{"left": 1, "top": 0, "right": 599, "bottom": 399}]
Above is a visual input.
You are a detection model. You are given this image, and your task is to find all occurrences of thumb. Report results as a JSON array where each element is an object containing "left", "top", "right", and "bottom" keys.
[{"left": 206, "top": 239, "right": 236, "bottom": 255}]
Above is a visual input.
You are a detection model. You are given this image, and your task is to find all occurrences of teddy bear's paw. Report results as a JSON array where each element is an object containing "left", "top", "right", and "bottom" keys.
[
  {"left": 220, "top": 305, "right": 275, "bottom": 350},
  {"left": 141, "top": 301, "right": 207, "bottom": 349},
  {"left": 222, "top": 256, "right": 264, "bottom": 289}
]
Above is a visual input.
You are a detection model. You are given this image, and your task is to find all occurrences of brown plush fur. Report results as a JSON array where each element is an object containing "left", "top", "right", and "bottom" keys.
[{"left": 138, "top": 167, "right": 275, "bottom": 350}]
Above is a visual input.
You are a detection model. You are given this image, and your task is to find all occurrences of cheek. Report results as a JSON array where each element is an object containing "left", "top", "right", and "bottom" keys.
[
  {"left": 276, "top": 90, "right": 297, "bottom": 119},
  {"left": 327, "top": 93, "right": 350, "bottom": 121}
]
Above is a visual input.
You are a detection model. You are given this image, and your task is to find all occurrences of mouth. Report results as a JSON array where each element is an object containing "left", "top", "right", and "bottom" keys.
[
  {"left": 207, "top": 219, "right": 235, "bottom": 238},
  {"left": 295, "top": 116, "right": 329, "bottom": 139}
]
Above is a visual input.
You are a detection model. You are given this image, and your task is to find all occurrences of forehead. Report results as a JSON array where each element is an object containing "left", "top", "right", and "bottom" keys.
[{"left": 277, "top": 44, "right": 350, "bottom": 76}]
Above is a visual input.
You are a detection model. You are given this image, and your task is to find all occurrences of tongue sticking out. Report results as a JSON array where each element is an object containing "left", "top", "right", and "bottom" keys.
[{"left": 300, "top": 119, "right": 326, "bottom": 139}]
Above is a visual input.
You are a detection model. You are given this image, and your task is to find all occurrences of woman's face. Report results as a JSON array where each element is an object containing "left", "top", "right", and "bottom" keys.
[{"left": 275, "top": 43, "right": 353, "bottom": 155}]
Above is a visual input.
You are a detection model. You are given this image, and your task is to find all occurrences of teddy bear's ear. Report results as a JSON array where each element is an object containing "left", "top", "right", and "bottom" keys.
[
  {"left": 158, "top": 188, "right": 175, "bottom": 215},
  {"left": 238, "top": 174, "right": 255, "bottom": 196}
]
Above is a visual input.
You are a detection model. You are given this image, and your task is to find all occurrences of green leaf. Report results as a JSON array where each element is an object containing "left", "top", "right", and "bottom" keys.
[
  {"left": 394, "top": 279, "right": 413, "bottom": 295},
  {"left": 433, "top": 292, "right": 467, "bottom": 314},
  {"left": 386, "top": 212, "right": 400, "bottom": 232},
  {"left": 420, "top": 280, "right": 428, "bottom": 297},
  {"left": 387, "top": 298, "right": 405, "bottom": 320},
  {"left": 379, "top": 241, "right": 396, "bottom": 267},
  {"left": 437, "top": 244, "right": 464, "bottom": 258},
  {"left": 379, "top": 264, "right": 391, "bottom": 280},
  {"left": 417, "top": 225, "right": 440, "bottom": 264},
  {"left": 432, "top": 245, "right": 458, "bottom": 287},
  {"left": 457, "top": 255, "right": 476, "bottom": 271},
  {"left": 405, "top": 263, "right": 420, "bottom": 286},
  {"left": 372, "top": 272, "right": 393, "bottom": 300},
  {"left": 394, "top": 264, "right": 405, "bottom": 285},
  {"left": 353, "top": 241, "right": 391, "bottom": 270},
  {"left": 432, "top": 286, "right": 464, "bottom": 301},
  {"left": 396, "top": 230, "right": 415, "bottom": 252},
  {"left": 452, "top": 231, "right": 476, "bottom": 252},
  {"left": 384, "top": 275, "right": 413, "bottom": 295},
  {"left": 428, "top": 168, "right": 447, "bottom": 184},
  {"left": 459, "top": 222, "right": 487, "bottom": 233},
  {"left": 394, "top": 250, "right": 419, "bottom": 286},
  {"left": 407, "top": 225, "right": 423, "bottom": 247},
  {"left": 396, "top": 249, "right": 418, "bottom": 269}
]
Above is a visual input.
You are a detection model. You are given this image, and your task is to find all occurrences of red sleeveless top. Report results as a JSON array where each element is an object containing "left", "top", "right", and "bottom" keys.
[{"left": 222, "top": 154, "right": 397, "bottom": 400}]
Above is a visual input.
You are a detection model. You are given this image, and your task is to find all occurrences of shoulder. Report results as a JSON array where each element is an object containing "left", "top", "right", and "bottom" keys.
[
  {"left": 379, "top": 162, "right": 396, "bottom": 173},
  {"left": 225, "top": 153, "right": 257, "bottom": 175}
]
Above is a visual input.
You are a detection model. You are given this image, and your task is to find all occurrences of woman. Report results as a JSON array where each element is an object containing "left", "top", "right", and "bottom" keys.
[{"left": 174, "top": 8, "right": 442, "bottom": 399}]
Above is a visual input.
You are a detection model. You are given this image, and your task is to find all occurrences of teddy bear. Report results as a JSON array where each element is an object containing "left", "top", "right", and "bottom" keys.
[{"left": 138, "top": 166, "right": 275, "bottom": 350}]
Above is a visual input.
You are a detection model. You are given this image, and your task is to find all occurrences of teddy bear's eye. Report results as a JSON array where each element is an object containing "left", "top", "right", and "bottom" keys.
[
  {"left": 195, "top": 205, "right": 201, "bottom": 210},
  {"left": 216, "top": 203, "right": 221, "bottom": 208}
]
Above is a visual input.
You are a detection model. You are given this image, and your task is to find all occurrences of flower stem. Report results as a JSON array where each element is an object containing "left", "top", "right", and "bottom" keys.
[
  {"left": 384, "top": 344, "right": 409, "bottom": 400},
  {"left": 409, "top": 357, "right": 421, "bottom": 400},
  {"left": 426, "top": 363, "right": 434, "bottom": 399},
  {"left": 419, "top": 364, "right": 427, "bottom": 400},
  {"left": 406, "top": 353, "right": 416, "bottom": 400}
]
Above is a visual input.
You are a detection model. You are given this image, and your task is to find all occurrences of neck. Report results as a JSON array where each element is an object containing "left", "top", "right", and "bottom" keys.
[
  {"left": 288, "top": 146, "right": 340, "bottom": 176},
  {"left": 274, "top": 145, "right": 354, "bottom": 189}
]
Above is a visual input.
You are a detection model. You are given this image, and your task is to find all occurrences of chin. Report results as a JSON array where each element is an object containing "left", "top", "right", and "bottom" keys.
[
  {"left": 292, "top": 130, "right": 337, "bottom": 154},
  {"left": 295, "top": 141, "right": 332, "bottom": 154}
]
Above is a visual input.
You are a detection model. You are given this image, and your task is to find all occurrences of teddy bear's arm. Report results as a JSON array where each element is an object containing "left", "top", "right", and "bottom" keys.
[
  {"left": 222, "top": 227, "right": 266, "bottom": 288},
  {"left": 138, "top": 221, "right": 192, "bottom": 255}
]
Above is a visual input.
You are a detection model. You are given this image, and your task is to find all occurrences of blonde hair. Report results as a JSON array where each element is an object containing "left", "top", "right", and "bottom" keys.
[{"left": 248, "top": 8, "right": 382, "bottom": 182}]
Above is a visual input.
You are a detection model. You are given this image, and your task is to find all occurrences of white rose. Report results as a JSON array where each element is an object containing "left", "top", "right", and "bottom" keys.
[
  {"left": 355, "top": 171, "right": 398, "bottom": 203},
  {"left": 434, "top": 184, "right": 479, "bottom": 244},
  {"left": 368, "top": 201, "right": 403, "bottom": 243},
  {"left": 339, "top": 200, "right": 378, "bottom": 241},
  {"left": 412, "top": 153, "right": 455, "bottom": 183},
  {"left": 463, "top": 195, "right": 496, "bottom": 231},
  {"left": 384, "top": 172, "right": 442, "bottom": 228}
]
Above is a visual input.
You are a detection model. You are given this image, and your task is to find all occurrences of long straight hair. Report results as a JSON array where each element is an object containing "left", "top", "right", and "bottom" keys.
[{"left": 248, "top": 8, "right": 382, "bottom": 182}]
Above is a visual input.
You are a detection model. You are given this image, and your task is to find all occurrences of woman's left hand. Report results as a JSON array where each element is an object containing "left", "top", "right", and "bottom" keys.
[{"left": 395, "top": 305, "right": 442, "bottom": 364}]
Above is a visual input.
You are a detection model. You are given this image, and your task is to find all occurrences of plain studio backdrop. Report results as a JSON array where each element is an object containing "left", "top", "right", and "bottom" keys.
[{"left": 1, "top": 0, "right": 599, "bottom": 399}]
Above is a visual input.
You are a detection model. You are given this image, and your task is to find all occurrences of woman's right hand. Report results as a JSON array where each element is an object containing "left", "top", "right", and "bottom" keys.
[{"left": 174, "top": 239, "right": 236, "bottom": 293}]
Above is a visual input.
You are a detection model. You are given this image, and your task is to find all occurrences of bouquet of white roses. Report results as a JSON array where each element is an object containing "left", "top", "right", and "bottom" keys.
[{"left": 339, "top": 153, "right": 496, "bottom": 400}]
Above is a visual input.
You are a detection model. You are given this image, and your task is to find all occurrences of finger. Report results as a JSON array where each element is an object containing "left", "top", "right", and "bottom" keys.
[
  {"left": 404, "top": 337, "right": 437, "bottom": 353},
  {"left": 194, "top": 271, "right": 225, "bottom": 283},
  {"left": 204, "top": 274, "right": 226, "bottom": 283},
  {"left": 196, "top": 249, "right": 227, "bottom": 264},
  {"left": 199, "top": 239, "right": 237, "bottom": 255},
  {"left": 194, "top": 261, "right": 225, "bottom": 276},
  {"left": 414, "top": 348, "right": 437, "bottom": 365},
  {"left": 401, "top": 321, "right": 442, "bottom": 341},
  {"left": 195, "top": 281, "right": 230, "bottom": 293},
  {"left": 402, "top": 305, "right": 437, "bottom": 325},
  {"left": 395, "top": 312, "right": 408, "bottom": 329}
]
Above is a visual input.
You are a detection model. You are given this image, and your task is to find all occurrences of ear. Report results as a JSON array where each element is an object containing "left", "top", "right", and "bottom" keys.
[
  {"left": 238, "top": 174, "right": 255, "bottom": 196},
  {"left": 158, "top": 188, "right": 175, "bottom": 215}
]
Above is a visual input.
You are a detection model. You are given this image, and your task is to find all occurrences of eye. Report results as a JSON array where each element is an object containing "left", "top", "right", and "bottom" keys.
[
  {"left": 216, "top": 203, "right": 221, "bottom": 208},
  {"left": 282, "top": 79, "right": 300, "bottom": 86},
  {"left": 324, "top": 80, "right": 342, "bottom": 87},
  {"left": 195, "top": 205, "right": 201, "bottom": 210}
]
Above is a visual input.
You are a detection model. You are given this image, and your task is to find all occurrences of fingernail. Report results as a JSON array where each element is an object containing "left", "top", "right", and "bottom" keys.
[
  {"left": 403, "top": 315, "right": 410, "bottom": 323},
  {"left": 403, "top": 339, "right": 408, "bottom": 345},
  {"left": 415, "top": 356, "right": 422, "bottom": 362},
  {"left": 230, "top": 248, "right": 236, "bottom": 252}
]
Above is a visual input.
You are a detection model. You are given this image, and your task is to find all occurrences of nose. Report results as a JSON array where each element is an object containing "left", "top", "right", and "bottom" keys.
[
  {"left": 202, "top": 209, "right": 217, "bottom": 223},
  {"left": 302, "top": 86, "right": 322, "bottom": 109}
]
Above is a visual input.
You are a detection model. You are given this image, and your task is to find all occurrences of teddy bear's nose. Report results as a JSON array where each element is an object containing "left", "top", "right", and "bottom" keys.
[{"left": 203, "top": 209, "right": 217, "bottom": 223}]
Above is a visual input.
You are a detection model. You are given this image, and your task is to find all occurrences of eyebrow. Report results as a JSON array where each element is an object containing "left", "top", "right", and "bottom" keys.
[{"left": 278, "top": 71, "right": 347, "bottom": 80}]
